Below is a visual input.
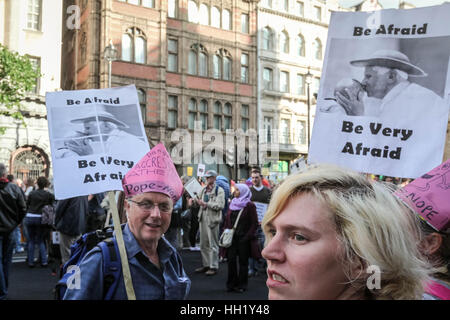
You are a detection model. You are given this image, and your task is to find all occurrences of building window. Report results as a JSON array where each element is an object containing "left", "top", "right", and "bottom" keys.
[
  {"left": 241, "top": 104, "right": 249, "bottom": 131},
  {"left": 167, "top": 39, "right": 178, "bottom": 72},
  {"left": 188, "top": 0, "right": 199, "bottom": 23},
  {"left": 137, "top": 89, "right": 146, "bottom": 123},
  {"left": 313, "top": 6, "right": 322, "bottom": 21},
  {"left": 214, "top": 101, "right": 222, "bottom": 130},
  {"left": 297, "top": 34, "right": 305, "bottom": 56},
  {"left": 296, "top": 1, "right": 304, "bottom": 16},
  {"left": 241, "top": 13, "right": 249, "bottom": 34},
  {"left": 222, "top": 9, "right": 231, "bottom": 30},
  {"left": 263, "top": 117, "right": 273, "bottom": 143},
  {"left": 313, "top": 38, "right": 322, "bottom": 60},
  {"left": 283, "top": 0, "right": 289, "bottom": 12},
  {"left": 263, "top": 67, "right": 273, "bottom": 90},
  {"left": 122, "top": 27, "right": 146, "bottom": 64},
  {"left": 213, "top": 101, "right": 233, "bottom": 131},
  {"left": 312, "top": 77, "right": 320, "bottom": 96},
  {"left": 280, "top": 31, "right": 289, "bottom": 54},
  {"left": 199, "top": 3, "right": 209, "bottom": 25},
  {"left": 280, "top": 71, "right": 289, "bottom": 93},
  {"left": 280, "top": 119, "right": 290, "bottom": 144},
  {"left": 168, "top": 95, "right": 178, "bottom": 129},
  {"left": 120, "top": 0, "right": 154, "bottom": 7},
  {"left": 27, "top": 0, "right": 42, "bottom": 30},
  {"left": 27, "top": 56, "right": 40, "bottom": 94},
  {"left": 262, "top": 27, "right": 274, "bottom": 51},
  {"left": 211, "top": 6, "right": 221, "bottom": 28},
  {"left": 296, "top": 120, "right": 306, "bottom": 145},
  {"left": 188, "top": 98, "right": 197, "bottom": 130},
  {"left": 213, "top": 49, "right": 232, "bottom": 81},
  {"left": 240, "top": 53, "right": 249, "bottom": 83},
  {"left": 188, "top": 44, "right": 208, "bottom": 76},
  {"left": 142, "top": 0, "right": 155, "bottom": 8},
  {"left": 168, "top": 0, "right": 177, "bottom": 18},
  {"left": 224, "top": 102, "right": 232, "bottom": 130},
  {"left": 262, "top": 0, "right": 272, "bottom": 8},
  {"left": 188, "top": 98, "right": 208, "bottom": 130},
  {"left": 199, "top": 100, "right": 208, "bottom": 130},
  {"left": 296, "top": 74, "right": 305, "bottom": 95}
]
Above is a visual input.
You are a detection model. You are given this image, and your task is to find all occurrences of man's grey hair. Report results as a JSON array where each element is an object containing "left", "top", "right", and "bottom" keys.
[
  {"left": 372, "top": 66, "right": 408, "bottom": 81},
  {"left": 0, "top": 163, "right": 7, "bottom": 178}
]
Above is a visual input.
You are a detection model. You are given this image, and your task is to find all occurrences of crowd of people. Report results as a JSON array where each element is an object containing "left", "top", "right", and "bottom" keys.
[{"left": 0, "top": 147, "right": 449, "bottom": 300}]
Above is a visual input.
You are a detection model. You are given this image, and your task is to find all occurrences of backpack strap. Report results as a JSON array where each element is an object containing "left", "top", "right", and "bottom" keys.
[{"left": 98, "top": 238, "right": 122, "bottom": 300}]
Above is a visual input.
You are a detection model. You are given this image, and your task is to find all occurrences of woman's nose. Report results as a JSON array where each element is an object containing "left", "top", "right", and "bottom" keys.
[{"left": 261, "top": 235, "right": 285, "bottom": 263}]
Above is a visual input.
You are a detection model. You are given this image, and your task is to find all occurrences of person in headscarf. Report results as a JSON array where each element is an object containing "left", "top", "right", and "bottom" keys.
[{"left": 223, "top": 183, "right": 258, "bottom": 293}]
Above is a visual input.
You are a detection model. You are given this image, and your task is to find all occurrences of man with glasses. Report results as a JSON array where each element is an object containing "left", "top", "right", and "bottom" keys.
[{"left": 63, "top": 143, "right": 191, "bottom": 300}]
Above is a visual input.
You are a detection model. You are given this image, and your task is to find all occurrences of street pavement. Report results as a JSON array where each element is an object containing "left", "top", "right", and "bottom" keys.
[{"left": 7, "top": 249, "right": 268, "bottom": 300}]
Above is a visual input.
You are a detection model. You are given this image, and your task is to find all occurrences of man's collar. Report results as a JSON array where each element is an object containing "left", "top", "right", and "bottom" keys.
[{"left": 252, "top": 185, "right": 264, "bottom": 191}]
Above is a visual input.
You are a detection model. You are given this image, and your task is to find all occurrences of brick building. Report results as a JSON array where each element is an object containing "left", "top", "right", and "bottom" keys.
[{"left": 61, "top": 0, "right": 258, "bottom": 180}]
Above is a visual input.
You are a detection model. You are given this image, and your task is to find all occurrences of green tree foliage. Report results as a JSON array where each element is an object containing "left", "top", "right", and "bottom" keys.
[{"left": 0, "top": 44, "right": 41, "bottom": 134}]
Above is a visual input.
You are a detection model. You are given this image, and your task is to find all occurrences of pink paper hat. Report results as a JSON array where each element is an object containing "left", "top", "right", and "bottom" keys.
[
  {"left": 122, "top": 142, "right": 183, "bottom": 203},
  {"left": 395, "top": 159, "right": 450, "bottom": 233}
]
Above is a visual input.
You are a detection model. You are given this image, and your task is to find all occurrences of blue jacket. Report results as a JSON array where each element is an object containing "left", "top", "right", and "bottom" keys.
[
  {"left": 63, "top": 224, "right": 191, "bottom": 300},
  {"left": 215, "top": 175, "right": 230, "bottom": 216}
]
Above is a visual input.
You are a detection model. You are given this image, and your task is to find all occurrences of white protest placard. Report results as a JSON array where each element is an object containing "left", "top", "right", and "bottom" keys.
[
  {"left": 52, "top": 231, "right": 60, "bottom": 245},
  {"left": 254, "top": 202, "right": 268, "bottom": 223},
  {"left": 197, "top": 164, "right": 206, "bottom": 177},
  {"left": 46, "top": 85, "right": 150, "bottom": 199},
  {"left": 309, "top": 4, "right": 450, "bottom": 178},
  {"left": 184, "top": 177, "right": 203, "bottom": 199}
]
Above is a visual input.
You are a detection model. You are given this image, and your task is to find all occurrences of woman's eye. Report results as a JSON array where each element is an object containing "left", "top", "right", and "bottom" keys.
[
  {"left": 268, "top": 229, "right": 276, "bottom": 237},
  {"left": 293, "top": 234, "right": 307, "bottom": 242}
]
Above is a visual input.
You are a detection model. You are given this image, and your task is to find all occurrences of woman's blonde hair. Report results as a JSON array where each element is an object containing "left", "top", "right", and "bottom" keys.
[{"left": 262, "top": 164, "right": 430, "bottom": 300}]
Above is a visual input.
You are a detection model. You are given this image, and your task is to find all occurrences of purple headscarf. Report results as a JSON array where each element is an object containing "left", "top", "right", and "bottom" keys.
[{"left": 229, "top": 183, "right": 252, "bottom": 211}]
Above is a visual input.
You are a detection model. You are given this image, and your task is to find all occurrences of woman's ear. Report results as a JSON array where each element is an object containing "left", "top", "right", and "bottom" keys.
[{"left": 421, "top": 232, "right": 443, "bottom": 256}]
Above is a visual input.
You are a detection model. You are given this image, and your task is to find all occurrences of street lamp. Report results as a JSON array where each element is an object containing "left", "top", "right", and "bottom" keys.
[
  {"left": 305, "top": 67, "right": 313, "bottom": 154},
  {"left": 103, "top": 39, "right": 118, "bottom": 88}
]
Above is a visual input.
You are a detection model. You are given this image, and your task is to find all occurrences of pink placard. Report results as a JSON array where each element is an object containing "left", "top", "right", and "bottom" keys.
[
  {"left": 122, "top": 143, "right": 183, "bottom": 203},
  {"left": 395, "top": 159, "right": 450, "bottom": 232}
]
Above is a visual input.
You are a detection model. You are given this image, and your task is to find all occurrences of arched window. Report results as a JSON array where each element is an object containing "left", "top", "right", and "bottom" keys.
[
  {"left": 297, "top": 34, "right": 305, "bottom": 56},
  {"left": 222, "top": 9, "right": 231, "bottom": 30},
  {"left": 188, "top": 0, "right": 199, "bottom": 23},
  {"left": 313, "top": 38, "right": 322, "bottom": 60},
  {"left": 199, "top": 3, "right": 209, "bottom": 25},
  {"left": 280, "top": 30, "right": 289, "bottom": 53},
  {"left": 213, "top": 49, "right": 232, "bottom": 80},
  {"left": 121, "top": 27, "right": 146, "bottom": 63},
  {"left": 188, "top": 98, "right": 208, "bottom": 130},
  {"left": 211, "top": 6, "right": 221, "bottom": 28},
  {"left": 214, "top": 101, "right": 222, "bottom": 130},
  {"left": 188, "top": 44, "right": 208, "bottom": 76},
  {"left": 188, "top": 98, "right": 197, "bottom": 130},
  {"left": 262, "top": 27, "right": 273, "bottom": 51}
]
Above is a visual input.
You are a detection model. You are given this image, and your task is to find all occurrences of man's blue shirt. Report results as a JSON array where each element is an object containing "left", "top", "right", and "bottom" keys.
[{"left": 63, "top": 224, "right": 191, "bottom": 300}]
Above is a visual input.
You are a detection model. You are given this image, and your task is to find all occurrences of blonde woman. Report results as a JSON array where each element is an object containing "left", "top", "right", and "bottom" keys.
[{"left": 262, "top": 164, "right": 429, "bottom": 300}]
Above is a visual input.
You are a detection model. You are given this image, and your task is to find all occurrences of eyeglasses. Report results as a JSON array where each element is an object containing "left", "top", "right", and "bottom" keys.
[{"left": 127, "top": 199, "right": 172, "bottom": 213}]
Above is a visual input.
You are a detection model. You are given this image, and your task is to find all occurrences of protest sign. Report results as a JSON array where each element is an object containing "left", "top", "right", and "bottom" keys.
[
  {"left": 197, "top": 163, "right": 205, "bottom": 177},
  {"left": 395, "top": 159, "right": 450, "bottom": 232},
  {"left": 184, "top": 177, "right": 203, "bottom": 199},
  {"left": 254, "top": 202, "right": 269, "bottom": 223},
  {"left": 309, "top": 4, "right": 450, "bottom": 178},
  {"left": 46, "top": 85, "right": 150, "bottom": 199}
]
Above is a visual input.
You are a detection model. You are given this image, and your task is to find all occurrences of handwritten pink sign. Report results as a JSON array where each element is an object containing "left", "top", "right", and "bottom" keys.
[
  {"left": 122, "top": 142, "right": 183, "bottom": 203},
  {"left": 395, "top": 159, "right": 450, "bottom": 232}
]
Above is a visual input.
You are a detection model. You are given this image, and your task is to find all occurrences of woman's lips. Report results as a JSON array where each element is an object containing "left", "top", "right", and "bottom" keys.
[{"left": 267, "top": 269, "right": 289, "bottom": 287}]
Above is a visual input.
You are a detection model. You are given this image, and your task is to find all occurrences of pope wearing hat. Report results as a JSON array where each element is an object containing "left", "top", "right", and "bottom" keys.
[
  {"left": 55, "top": 106, "right": 149, "bottom": 158},
  {"left": 335, "top": 49, "right": 445, "bottom": 118}
]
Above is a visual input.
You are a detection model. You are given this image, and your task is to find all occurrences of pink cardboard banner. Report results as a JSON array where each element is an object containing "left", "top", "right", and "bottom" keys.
[
  {"left": 395, "top": 159, "right": 450, "bottom": 232},
  {"left": 122, "top": 142, "right": 183, "bottom": 203}
]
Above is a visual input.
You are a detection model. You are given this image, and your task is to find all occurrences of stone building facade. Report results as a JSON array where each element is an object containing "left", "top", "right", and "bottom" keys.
[{"left": 0, "top": 0, "right": 62, "bottom": 183}]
